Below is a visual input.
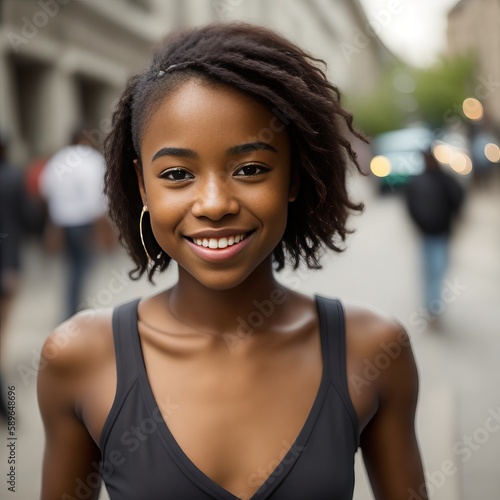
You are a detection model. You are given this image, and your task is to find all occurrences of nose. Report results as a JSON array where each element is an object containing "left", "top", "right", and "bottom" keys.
[{"left": 191, "top": 172, "right": 239, "bottom": 220}]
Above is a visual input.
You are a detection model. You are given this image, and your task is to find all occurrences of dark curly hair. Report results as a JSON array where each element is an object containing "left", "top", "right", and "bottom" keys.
[{"left": 104, "top": 22, "right": 366, "bottom": 282}]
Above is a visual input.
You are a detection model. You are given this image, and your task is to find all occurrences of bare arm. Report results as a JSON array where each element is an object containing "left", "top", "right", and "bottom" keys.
[
  {"left": 360, "top": 323, "right": 428, "bottom": 500},
  {"left": 37, "top": 319, "right": 102, "bottom": 500}
]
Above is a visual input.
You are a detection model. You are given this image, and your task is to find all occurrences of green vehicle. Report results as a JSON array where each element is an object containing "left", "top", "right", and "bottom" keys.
[{"left": 370, "top": 127, "right": 433, "bottom": 192}]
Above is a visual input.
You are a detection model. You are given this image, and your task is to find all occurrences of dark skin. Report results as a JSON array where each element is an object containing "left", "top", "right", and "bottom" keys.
[{"left": 38, "top": 79, "right": 427, "bottom": 500}]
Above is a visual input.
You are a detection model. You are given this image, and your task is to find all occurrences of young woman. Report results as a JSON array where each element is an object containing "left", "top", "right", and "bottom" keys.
[{"left": 38, "top": 23, "right": 428, "bottom": 500}]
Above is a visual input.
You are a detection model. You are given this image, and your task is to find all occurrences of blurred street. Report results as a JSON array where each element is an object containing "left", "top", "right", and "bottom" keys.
[{"left": 1, "top": 174, "right": 499, "bottom": 500}]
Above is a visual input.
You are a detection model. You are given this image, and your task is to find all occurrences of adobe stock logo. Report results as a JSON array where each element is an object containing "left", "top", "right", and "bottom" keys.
[
  {"left": 212, "top": 0, "right": 242, "bottom": 21},
  {"left": 222, "top": 289, "right": 288, "bottom": 352},
  {"left": 408, "top": 406, "right": 500, "bottom": 499},
  {"left": 7, "top": 0, "right": 72, "bottom": 53},
  {"left": 341, "top": 0, "right": 404, "bottom": 62},
  {"left": 408, "top": 277, "right": 467, "bottom": 332}
]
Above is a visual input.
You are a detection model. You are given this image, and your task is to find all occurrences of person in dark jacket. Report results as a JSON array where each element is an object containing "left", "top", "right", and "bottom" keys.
[
  {"left": 0, "top": 134, "right": 26, "bottom": 419},
  {"left": 405, "top": 149, "right": 465, "bottom": 318}
]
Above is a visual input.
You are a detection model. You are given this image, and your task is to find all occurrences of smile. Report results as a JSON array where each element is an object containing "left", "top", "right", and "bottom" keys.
[
  {"left": 191, "top": 233, "right": 248, "bottom": 249},
  {"left": 185, "top": 231, "right": 254, "bottom": 262}
]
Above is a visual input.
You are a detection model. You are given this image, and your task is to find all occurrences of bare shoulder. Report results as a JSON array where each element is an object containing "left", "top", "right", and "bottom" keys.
[
  {"left": 341, "top": 301, "right": 420, "bottom": 414},
  {"left": 38, "top": 309, "right": 114, "bottom": 500},
  {"left": 342, "top": 300, "right": 412, "bottom": 359},
  {"left": 39, "top": 308, "right": 114, "bottom": 378}
]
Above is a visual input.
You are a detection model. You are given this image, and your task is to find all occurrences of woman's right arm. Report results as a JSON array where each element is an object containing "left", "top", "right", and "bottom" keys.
[{"left": 37, "top": 318, "right": 102, "bottom": 500}]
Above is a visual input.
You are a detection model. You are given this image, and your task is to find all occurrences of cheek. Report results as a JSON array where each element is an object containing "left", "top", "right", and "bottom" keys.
[
  {"left": 142, "top": 183, "right": 182, "bottom": 247},
  {"left": 260, "top": 190, "right": 289, "bottom": 220},
  {"left": 143, "top": 172, "right": 188, "bottom": 215},
  {"left": 148, "top": 198, "right": 184, "bottom": 244},
  {"left": 252, "top": 183, "right": 291, "bottom": 239}
]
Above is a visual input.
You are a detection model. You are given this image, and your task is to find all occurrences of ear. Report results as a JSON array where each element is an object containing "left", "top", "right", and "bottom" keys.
[{"left": 133, "top": 159, "right": 147, "bottom": 206}]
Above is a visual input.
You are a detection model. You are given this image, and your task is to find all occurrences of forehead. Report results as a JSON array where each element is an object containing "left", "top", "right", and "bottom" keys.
[{"left": 140, "top": 79, "right": 289, "bottom": 157}]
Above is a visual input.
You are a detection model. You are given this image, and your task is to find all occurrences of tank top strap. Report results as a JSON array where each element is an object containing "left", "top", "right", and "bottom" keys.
[
  {"left": 315, "top": 295, "right": 359, "bottom": 436},
  {"left": 100, "top": 298, "right": 142, "bottom": 452},
  {"left": 111, "top": 298, "right": 142, "bottom": 389},
  {"left": 316, "top": 295, "right": 348, "bottom": 388}
]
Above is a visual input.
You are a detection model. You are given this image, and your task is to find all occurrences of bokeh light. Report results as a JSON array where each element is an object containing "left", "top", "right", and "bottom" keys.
[
  {"left": 433, "top": 144, "right": 452, "bottom": 164},
  {"left": 462, "top": 97, "right": 484, "bottom": 121},
  {"left": 484, "top": 143, "right": 500, "bottom": 163},
  {"left": 370, "top": 155, "right": 392, "bottom": 177},
  {"left": 460, "top": 154, "right": 473, "bottom": 176},
  {"left": 449, "top": 151, "right": 473, "bottom": 175}
]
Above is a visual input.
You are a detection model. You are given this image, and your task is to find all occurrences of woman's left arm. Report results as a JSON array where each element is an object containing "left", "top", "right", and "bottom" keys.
[{"left": 360, "top": 324, "right": 428, "bottom": 500}]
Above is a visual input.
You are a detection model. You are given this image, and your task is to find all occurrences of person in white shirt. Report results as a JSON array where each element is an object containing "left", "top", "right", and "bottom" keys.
[{"left": 40, "top": 130, "right": 107, "bottom": 318}]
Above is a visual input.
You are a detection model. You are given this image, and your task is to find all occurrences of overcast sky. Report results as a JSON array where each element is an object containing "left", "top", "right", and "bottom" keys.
[{"left": 357, "top": 0, "right": 461, "bottom": 66}]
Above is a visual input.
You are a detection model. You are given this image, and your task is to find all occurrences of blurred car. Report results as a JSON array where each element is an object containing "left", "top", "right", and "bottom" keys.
[
  {"left": 370, "top": 126, "right": 474, "bottom": 192},
  {"left": 369, "top": 126, "right": 433, "bottom": 192}
]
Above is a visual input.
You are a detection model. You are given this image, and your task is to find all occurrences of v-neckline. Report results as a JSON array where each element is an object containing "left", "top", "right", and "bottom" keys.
[{"left": 130, "top": 295, "right": 330, "bottom": 500}]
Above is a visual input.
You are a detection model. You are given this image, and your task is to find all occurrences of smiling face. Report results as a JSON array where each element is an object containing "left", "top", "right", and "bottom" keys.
[{"left": 136, "top": 78, "right": 296, "bottom": 290}]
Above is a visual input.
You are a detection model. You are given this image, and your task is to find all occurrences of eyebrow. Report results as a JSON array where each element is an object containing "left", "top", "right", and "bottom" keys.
[
  {"left": 152, "top": 147, "right": 197, "bottom": 162},
  {"left": 151, "top": 141, "right": 278, "bottom": 162},
  {"left": 226, "top": 141, "right": 278, "bottom": 155}
]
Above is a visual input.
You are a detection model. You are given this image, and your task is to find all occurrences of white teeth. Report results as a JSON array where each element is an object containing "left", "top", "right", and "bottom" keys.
[{"left": 191, "top": 233, "right": 247, "bottom": 249}]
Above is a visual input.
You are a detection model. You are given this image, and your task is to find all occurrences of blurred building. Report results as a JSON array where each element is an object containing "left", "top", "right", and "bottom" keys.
[
  {"left": 447, "top": 0, "right": 500, "bottom": 126},
  {"left": 0, "top": 0, "right": 173, "bottom": 164},
  {"left": 0, "top": 0, "right": 392, "bottom": 165}
]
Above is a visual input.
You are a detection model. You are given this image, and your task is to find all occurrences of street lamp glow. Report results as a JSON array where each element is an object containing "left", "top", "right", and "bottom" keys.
[
  {"left": 484, "top": 143, "right": 500, "bottom": 163},
  {"left": 370, "top": 156, "right": 392, "bottom": 177},
  {"left": 462, "top": 98, "right": 484, "bottom": 121}
]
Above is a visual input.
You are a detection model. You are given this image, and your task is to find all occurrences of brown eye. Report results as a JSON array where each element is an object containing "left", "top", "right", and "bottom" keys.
[
  {"left": 233, "top": 164, "right": 270, "bottom": 177},
  {"left": 160, "top": 168, "right": 194, "bottom": 182}
]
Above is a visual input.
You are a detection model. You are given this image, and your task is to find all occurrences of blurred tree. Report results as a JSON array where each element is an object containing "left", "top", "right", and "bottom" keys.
[
  {"left": 346, "top": 55, "right": 476, "bottom": 137},
  {"left": 345, "top": 69, "right": 405, "bottom": 137},
  {"left": 412, "top": 55, "right": 475, "bottom": 129}
]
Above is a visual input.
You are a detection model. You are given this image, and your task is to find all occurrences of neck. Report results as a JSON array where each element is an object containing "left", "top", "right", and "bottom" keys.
[{"left": 168, "top": 258, "right": 289, "bottom": 338}]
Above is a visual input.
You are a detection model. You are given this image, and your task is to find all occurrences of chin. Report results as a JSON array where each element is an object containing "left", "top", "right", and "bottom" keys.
[
  {"left": 193, "top": 268, "right": 256, "bottom": 292},
  {"left": 176, "top": 255, "right": 272, "bottom": 292}
]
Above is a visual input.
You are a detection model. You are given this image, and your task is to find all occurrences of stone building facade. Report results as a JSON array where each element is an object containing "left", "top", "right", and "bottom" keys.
[
  {"left": 448, "top": 0, "right": 500, "bottom": 125},
  {"left": 0, "top": 0, "right": 392, "bottom": 165}
]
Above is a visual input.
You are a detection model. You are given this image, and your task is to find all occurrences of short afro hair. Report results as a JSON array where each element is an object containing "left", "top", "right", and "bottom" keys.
[{"left": 104, "top": 22, "right": 366, "bottom": 282}]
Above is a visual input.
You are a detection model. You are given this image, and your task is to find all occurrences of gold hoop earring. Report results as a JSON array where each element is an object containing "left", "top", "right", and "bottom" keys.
[{"left": 139, "top": 206, "right": 157, "bottom": 262}]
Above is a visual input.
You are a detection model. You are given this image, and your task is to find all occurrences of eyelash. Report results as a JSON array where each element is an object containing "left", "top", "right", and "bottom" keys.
[{"left": 159, "top": 164, "right": 270, "bottom": 182}]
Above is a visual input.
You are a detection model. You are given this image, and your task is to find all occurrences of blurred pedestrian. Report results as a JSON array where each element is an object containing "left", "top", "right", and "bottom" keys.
[
  {"left": 0, "top": 133, "right": 26, "bottom": 420},
  {"left": 40, "top": 129, "right": 107, "bottom": 319},
  {"left": 405, "top": 149, "right": 465, "bottom": 319},
  {"left": 23, "top": 154, "right": 49, "bottom": 238}
]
